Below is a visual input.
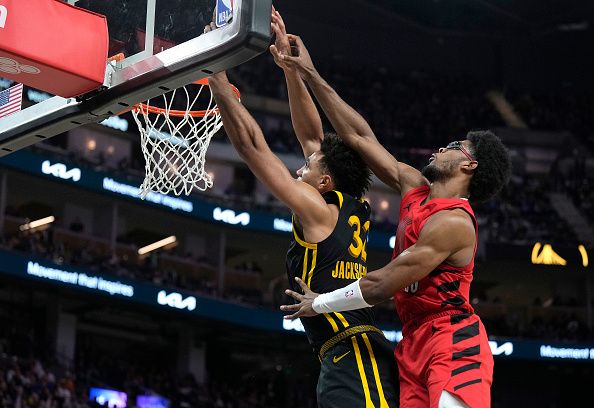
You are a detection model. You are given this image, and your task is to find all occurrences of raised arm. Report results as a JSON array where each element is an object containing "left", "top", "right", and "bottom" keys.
[
  {"left": 270, "top": 9, "right": 323, "bottom": 158},
  {"left": 281, "top": 209, "right": 476, "bottom": 318},
  {"left": 278, "top": 35, "right": 428, "bottom": 196},
  {"left": 208, "top": 71, "right": 331, "bottom": 230}
]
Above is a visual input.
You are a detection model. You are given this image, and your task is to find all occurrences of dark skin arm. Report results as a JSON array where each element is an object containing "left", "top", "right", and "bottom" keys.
[
  {"left": 281, "top": 209, "right": 476, "bottom": 319},
  {"left": 208, "top": 72, "right": 335, "bottom": 240},
  {"left": 270, "top": 8, "right": 323, "bottom": 157},
  {"left": 275, "top": 34, "right": 428, "bottom": 196}
]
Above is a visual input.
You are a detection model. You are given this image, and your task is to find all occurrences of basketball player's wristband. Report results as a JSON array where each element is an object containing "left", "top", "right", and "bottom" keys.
[{"left": 312, "top": 279, "right": 372, "bottom": 314}]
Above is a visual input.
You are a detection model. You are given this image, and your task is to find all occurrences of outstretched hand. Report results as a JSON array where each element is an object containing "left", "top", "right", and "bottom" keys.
[
  {"left": 270, "top": 7, "right": 293, "bottom": 70},
  {"left": 280, "top": 277, "right": 320, "bottom": 320},
  {"left": 272, "top": 34, "right": 317, "bottom": 80}
]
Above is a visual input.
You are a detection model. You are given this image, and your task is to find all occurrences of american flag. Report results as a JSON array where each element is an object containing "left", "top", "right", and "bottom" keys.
[{"left": 0, "top": 83, "right": 24, "bottom": 118}]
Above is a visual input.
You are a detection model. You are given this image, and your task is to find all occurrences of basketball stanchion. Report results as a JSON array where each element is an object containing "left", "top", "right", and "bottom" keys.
[{"left": 131, "top": 78, "right": 240, "bottom": 198}]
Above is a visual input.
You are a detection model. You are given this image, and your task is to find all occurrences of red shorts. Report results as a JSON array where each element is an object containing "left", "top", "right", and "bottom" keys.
[{"left": 395, "top": 312, "right": 494, "bottom": 408}]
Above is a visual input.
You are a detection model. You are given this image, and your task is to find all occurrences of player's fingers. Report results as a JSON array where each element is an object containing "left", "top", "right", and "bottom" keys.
[
  {"left": 294, "top": 277, "right": 310, "bottom": 293},
  {"left": 275, "top": 11, "right": 287, "bottom": 33},
  {"left": 288, "top": 36, "right": 304, "bottom": 52},
  {"left": 287, "top": 34, "right": 301, "bottom": 44},
  {"left": 270, "top": 45, "right": 283, "bottom": 61},
  {"left": 271, "top": 22, "right": 281, "bottom": 36},
  {"left": 270, "top": 44, "right": 282, "bottom": 58},
  {"left": 272, "top": 16, "right": 288, "bottom": 41},
  {"left": 205, "top": 22, "right": 216, "bottom": 33},
  {"left": 285, "top": 289, "right": 303, "bottom": 301},
  {"left": 272, "top": 11, "right": 285, "bottom": 31},
  {"left": 280, "top": 53, "right": 295, "bottom": 62},
  {"left": 279, "top": 303, "right": 300, "bottom": 312},
  {"left": 280, "top": 54, "right": 300, "bottom": 69},
  {"left": 283, "top": 310, "right": 303, "bottom": 320}
]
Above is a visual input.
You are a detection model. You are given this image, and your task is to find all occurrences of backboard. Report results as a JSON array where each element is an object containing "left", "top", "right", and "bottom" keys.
[
  {"left": 73, "top": 0, "right": 230, "bottom": 69},
  {"left": 0, "top": 0, "right": 271, "bottom": 156}
]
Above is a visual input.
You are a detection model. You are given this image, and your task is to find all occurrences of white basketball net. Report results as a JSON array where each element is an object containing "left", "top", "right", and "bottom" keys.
[{"left": 132, "top": 82, "right": 224, "bottom": 198}]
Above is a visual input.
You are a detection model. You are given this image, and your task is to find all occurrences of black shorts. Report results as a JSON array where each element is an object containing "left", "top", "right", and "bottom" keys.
[{"left": 316, "top": 332, "right": 399, "bottom": 407}]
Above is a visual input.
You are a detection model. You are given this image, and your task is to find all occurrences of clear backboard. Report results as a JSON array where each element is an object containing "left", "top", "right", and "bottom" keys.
[
  {"left": 0, "top": 0, "right": 271, "bottom": 156},
  {"left": 74, "top": 0, "right": 232, "bottom": 70}
]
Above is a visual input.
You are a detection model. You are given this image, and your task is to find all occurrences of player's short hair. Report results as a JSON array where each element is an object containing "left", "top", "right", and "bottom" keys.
[
  {"left": 466, "top": 130, "right": 512, "bottom": 203},
  {"left": 319, "top": 132, "right": 372, "bottom": 199}
]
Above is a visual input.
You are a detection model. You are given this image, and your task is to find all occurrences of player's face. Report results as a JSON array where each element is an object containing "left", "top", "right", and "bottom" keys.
[
  {"left": 422, "top": 140, "right": 475, "bottom": 182},
  {"left": 296, "top": 151, "right": 326, "bottom": 188}
]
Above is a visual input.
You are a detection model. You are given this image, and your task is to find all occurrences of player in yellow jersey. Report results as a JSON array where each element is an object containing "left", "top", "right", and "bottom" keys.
[{"left": 203, "top": 9, "right": 398, "bottom": 407}]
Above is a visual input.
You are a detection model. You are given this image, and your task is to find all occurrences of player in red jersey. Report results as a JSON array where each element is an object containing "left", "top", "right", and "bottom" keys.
[{"left": 276, "top": 35, "right": 512, "bottom": 408}]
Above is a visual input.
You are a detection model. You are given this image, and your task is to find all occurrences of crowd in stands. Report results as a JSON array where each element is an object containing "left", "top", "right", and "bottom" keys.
[
  {"left": 0, "top": 355, "right": 85, "bottom": 408},
  {"left": 0, "top": 218, "right": 254, "bottom": 305},
  {"left": 0, "top": 324, "right": 86, "bottom": 408},
  {"left": 1, "top": 305, "right": 591, "bottom": 408},
  {"left": 478, "top": 297, "right": 592, "bottom": 342},
  {"left": 551, "top": 148, "right": 594, "bottom": 226},
  {"left": 505, "top": 88, "right": 594, "bottom": 152},
  {"left": 232, "top": 51, "right": 594, "bottom": 157},
  {"left": 231, "top": 53, "right": 504, "bottom": 153},
  {"left": 0, "top": 327, "right": 316, "bottom": 408},
  {"left": 474, "top": 173, "right": 579, "bottom": 246}
]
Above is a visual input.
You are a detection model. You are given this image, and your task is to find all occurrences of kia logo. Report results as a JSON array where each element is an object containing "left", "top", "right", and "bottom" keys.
[
  {"left": 41, "top": 160, "right": 81, "bottom": 182},
  {"left": 157, "top": 290, "right": 197, "bottom": 311},
  {"left": 282, "top": 318, "right": 304, "bottom": 332},
  {"left": 489, "top": 341, "right": 514, "bottom": 356},
  {"left": 213, "top": 207, "right": 250, "bottom": 226}
]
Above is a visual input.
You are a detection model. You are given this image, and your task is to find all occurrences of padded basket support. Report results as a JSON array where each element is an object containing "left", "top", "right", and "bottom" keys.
[{"left": 0, "top": 0, "right": 109, "bottom": 97}]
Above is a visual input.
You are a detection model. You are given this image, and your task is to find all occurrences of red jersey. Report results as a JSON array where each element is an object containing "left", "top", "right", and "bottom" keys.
[{"left": 393, "top": 186, "right": 477, "bottom": 331}]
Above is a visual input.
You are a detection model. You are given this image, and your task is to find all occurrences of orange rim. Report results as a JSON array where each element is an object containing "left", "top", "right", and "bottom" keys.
[
  {"left": 133, "top": 78, "right": 240, "bottom": 117},
  {"left": 108, "top": 53, "right": 126, "bottom": 63}
]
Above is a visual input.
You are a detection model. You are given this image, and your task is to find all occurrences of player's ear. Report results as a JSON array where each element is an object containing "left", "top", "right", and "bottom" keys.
[
  {"left": 319, "top": 174, "right": 333, "bottom": 190},
  {"left": 461, "top": 161, "right": 478, "bottom": 174}
]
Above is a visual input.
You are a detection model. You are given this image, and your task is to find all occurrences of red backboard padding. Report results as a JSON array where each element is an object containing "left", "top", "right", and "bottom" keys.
[{"left": 0, "top": 0, "right": 108, "bottom": 98}]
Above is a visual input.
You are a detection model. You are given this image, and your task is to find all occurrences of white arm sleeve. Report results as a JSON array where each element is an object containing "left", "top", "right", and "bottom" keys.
[{"left": 312, "top": 279, "right": 372, "bottom": 314}]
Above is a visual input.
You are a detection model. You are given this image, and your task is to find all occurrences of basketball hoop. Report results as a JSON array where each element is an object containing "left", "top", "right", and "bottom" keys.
[{"left": 131, "top": 78, "right": 240, "bottom": 198}]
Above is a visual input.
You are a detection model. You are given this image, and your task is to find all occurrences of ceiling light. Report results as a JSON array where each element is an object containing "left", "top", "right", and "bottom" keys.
[
  {"left": 138, "top": 236, "right": 177, "bottom": 255},
  {"left": 19, "top": 216, "right": 55, "bottom": 231}
]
